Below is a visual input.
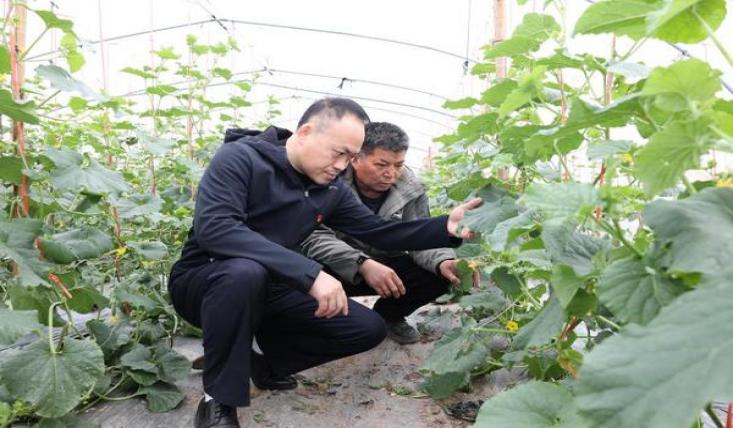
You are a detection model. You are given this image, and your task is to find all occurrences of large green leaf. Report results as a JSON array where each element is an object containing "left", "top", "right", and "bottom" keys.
[
  {"left": 488, "top": 210, "right": 536, "bottom": 251},
  {"left": 154, "top": 46, "right": 180, "bottom": 60},
  {"left": 535, "top": 50, "right": 587, "bottom": 71},
  {"left": 39, "top": 227, "right": 114, "bottom": 264},
  {"left": 480, "top": 79, "right": 518, "bottom": 107},
  {"left": 0, "top": 219, "right": 48, "bottom": 286},
  {"left": 34, "top": 9, "right": 74, "bottom": 32},
  {"left": 586, "top": 140, "right": 634, "bottom": 160},
  {"left": 541, "top": 221, "right": 608, "bottom": 276},
  {"left": 86, "top": 319, "right": 132, "bottom": 361},
  {"left": 421, "top": 322, "right": 491, "bottom": 398},
  {"left": 0, "top": 402, "right": 11, "bottom": 428},
  {"left": 459, "top": 288, "right": 508, "bottom": 314},
  {"left": 644, "top": 187, "right": 733, "bottom": 275},
  {"left": 146, "top": 84, "right": 178, "bottom": 97},
  {"left": 574, "top": 0, "right": 660, "bottom": 40},
  {"left": 121, "top": 66, "right": 156, "bottom": 79},
  {"left": 421, "top": 371, "right": 470, "bottom": 400},
  {"left": 0, "top": 89, "right": 40, "bottom": 124},
  {"left": 35, "top": 65, "right": 99, "bottom": 99},
  {"left": 66, "top": 286, "right": 110, "bottom": 313},
  {"left": 597, "top": 256, "right": 682, "bottom": 325},
  {"left": 512, "top": 297, "right": 565, "bottom": 350},
  {"left": 139, "top": 383, "right": 185, "bottom": 413},
  {"left": 422, "top": 323, "right": 491, "bottom": 375},
  {"left": 551, "top": 265, "right": 586, "bottom": 308},
  {"left": 7, "top": 285, "right": 64, "bottom": 326},
  {"left": 461, "top": 195, "right": 518, "bottom": 236},
  {"left": 110, "top": 194, "right": 162, "bottom": 218},
  {"left": 522, "top": 183, "right": 600, "bottom": 221},
  {"left": 634, "top": 120, "right": 713, "bottom": 195},
  {"left": 523, "top": 131, "right": 584, "bottom": 162},
  {"left": 499, "top": 66, "right": 547, "bottom": 118},
  {"left": 44, "top": 148, "right": 130, "bottom": 195},
  {"left": 607, "top": 61, "right": 651, "bottom": 84},
  {"left": 450, "top": 113, "right": 499, "bottom": 143},
  {"left": 127, "top": 241, "right": 168, "bottom": 260},
  {"left": 0, "top": 155, "right": 24, "bottom": 185},
  {"left": 136, "top": 132, "right": 176, "bottom": 156},
  {"left": 0, "top": 338, "right": 104, "bottom": 418},
  {"left": 442, "top": 97, "right": 478, "bottom": 110},
  {"left": 646, "top": 0, "right": 727, "bottom": 43},
  {"left": 491, "top": 267, "right": 523, "bottom": 298},
  {"left": 0, "top": 45, "right": 10, "bottom": 74},
  {"left": 475, "top": 381, "right": 586, "bottom": 428},
  {"left": 575, "top": 269, "right": 733, "bottom": 428},
  {"left": 154, "top": 346, "right": 191, "bottom": 383},
  {"left": 553, "top": 96, "right": 641, "bottom": 138},
  {"left": 641, "top": 59, "right": 721, "bottom": 112},
  {"left": 60, "top": 33, "right": 84, "bottom": 72},
  {"left": 0, "top": 308, "right": 41, "bottom": 345},
  {"left": 485, "top": 14, "right": 560, "bottom": 59}
]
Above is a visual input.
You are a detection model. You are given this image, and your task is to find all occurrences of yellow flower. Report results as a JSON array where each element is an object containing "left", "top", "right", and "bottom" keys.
[
  {"left": 116, "top": 247, "right": 127, "bottom": 257},
  {"left": 505, "top": 320, "right": 519, "bottom": 333},
  {"left": 715, "top": 178, "right": 733, "bottom": 187}
]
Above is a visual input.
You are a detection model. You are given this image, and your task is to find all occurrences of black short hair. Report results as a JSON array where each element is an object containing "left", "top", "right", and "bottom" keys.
[
  {"left": 361, "top": 122, "right": 409, "bottom": 155},
  {"left": 297, "top": 97, "right": 370, "bottom": 129}
]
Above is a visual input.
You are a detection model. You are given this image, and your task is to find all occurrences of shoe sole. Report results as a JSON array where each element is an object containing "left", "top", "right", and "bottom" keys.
[{"left": 386, "top": 330, "right": 420, "bottom": 345}]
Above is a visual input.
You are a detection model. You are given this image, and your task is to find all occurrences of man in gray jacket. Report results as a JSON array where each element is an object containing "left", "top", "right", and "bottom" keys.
[{"left": 301, "top": 122, "right": 460, "bottom": 344}]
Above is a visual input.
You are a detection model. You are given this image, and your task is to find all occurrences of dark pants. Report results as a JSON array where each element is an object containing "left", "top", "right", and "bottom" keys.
[
  {"left": 338, "top": 255, "right": 450, "bottom": 322},
  {"left": 168, "top": 258, "right": 387, "bottom": 407}
]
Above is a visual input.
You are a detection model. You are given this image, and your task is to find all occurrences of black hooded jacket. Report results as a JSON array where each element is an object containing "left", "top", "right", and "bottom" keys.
[{"left": 171, "top": 126, "right": 460, "bottom": 293}]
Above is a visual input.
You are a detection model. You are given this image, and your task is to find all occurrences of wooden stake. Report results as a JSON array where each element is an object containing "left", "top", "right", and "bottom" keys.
[{"left": 10, "top": 3, "right": 29, "bottom": 217}]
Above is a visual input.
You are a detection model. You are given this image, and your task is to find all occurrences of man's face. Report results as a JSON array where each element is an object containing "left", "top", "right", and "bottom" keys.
[
  {"left": 297, "top": 114, "right": 365, "bottom": 185},
  {"left": 351, "top": 148, "right": 406, "bottom": 194}
]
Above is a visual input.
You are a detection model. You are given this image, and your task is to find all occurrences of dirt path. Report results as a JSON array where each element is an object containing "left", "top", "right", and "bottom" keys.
[{"left": 80, "top": 299, "right": 502, "bottom": 427}]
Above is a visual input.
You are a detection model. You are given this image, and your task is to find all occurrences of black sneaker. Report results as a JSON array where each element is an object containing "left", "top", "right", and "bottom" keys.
[
  {"left": 194, "top": 397, "right": 240, "bottom": 428},
  {"left": 386, "top": 319, "right": 420, "bottom": 344},
  {"left": 250, "top": 351, "right": 297, "bottom": 390}
]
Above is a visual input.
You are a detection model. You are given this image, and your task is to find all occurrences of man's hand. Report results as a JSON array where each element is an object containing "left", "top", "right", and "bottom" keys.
[
  {"left": 359, "top": 259, "right": 406, "bottom": 298},
  {"left": 447, "top": 197, "right": 482, "bottom": 239},
  {"left": 310, "top": 270, "right": 349, "bottom": 318},
  {"left": 438, "top": 259, "right": 461, "bottom": 285}
]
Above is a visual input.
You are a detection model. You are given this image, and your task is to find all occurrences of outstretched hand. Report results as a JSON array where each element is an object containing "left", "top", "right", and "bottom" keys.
[{"left": 447, "top": 197, "right": 482, "bottom": 239}]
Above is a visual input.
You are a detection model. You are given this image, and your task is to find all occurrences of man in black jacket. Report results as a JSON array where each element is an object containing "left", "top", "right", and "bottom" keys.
[{"left": 168, "top": 98, "right": 480, "bottom": 428}]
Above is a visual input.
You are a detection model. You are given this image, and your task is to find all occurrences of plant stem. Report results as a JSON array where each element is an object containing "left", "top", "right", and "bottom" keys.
[
  {"left": 617, "top": 38, "right": 647, "bottom": 62},
  {"left": 694, "top": 10, "right": 733, "bottom": 69},
  {"left": 475, "top": 327, "right": 515, "bottom": 335},
  {"left": 612, "top": 218, "right": 644, "bottom": 258},
  {"left": 17, "top": 27, "right": 47, "bottom": 62},
  {"left": 48, "top": 301, "right": 61, "bottom": 354},
  {"left": 705, "top": 403, "right": 725, "bottom": 428},
  {"left": 37, "top": 90, "right": 60, "bottom": 108},
  {"left": 681, "top": 175, "right": 697, "bottom": 194},
  {"left": 596, "top": 314, "right": 621, "bottom": 331}
]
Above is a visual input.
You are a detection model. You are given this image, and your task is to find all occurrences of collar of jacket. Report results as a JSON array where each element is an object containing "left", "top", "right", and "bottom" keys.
[
  {"left": 225, "top": 126, "right": 336, "bottom": 191},
  {"left": 342, "top": 165, "right": 424, "bottom": 216}
]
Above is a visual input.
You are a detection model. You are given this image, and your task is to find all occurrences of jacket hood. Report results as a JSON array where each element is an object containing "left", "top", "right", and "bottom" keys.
[
  {"left": 224, "top": 126, "right": 330, "bottom": 187},
  {"left": 224, "top": 126, "right": 293, "bottom": 145}
]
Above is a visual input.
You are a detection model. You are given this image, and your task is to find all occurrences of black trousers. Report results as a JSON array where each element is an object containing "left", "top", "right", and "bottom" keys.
[
  {"left": 337, "top": 255, "right": 450, "bottom": 322},
  {"left": 168, "top": 258, "right": 387, "bottom": 407}
]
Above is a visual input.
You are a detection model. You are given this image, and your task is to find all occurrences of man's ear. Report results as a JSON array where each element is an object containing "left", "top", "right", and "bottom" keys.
[{"left": 296, "top": 123, "right": 311, "bottom": 138}]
